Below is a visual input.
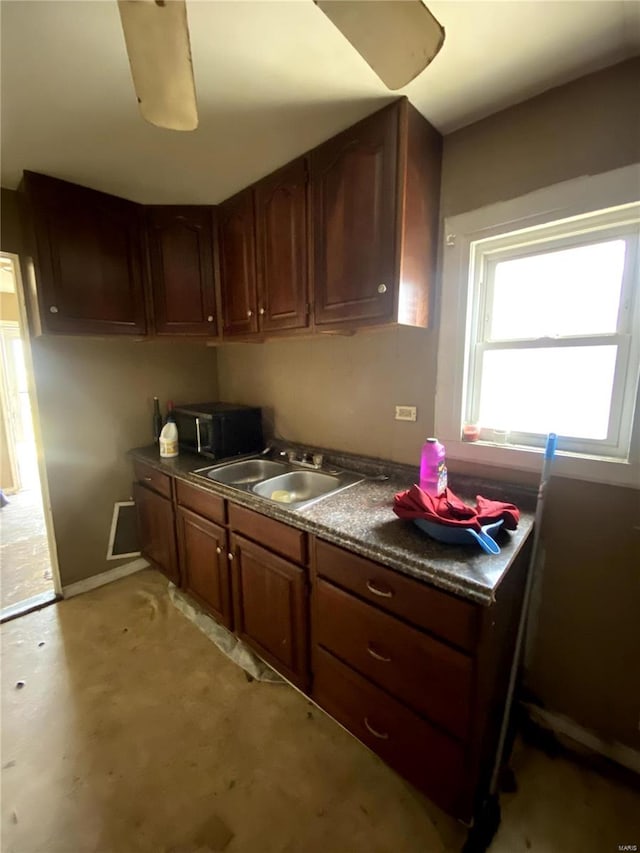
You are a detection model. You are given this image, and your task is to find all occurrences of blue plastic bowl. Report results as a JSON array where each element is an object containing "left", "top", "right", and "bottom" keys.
[{"left": 413, "top": 518, "right": 504, "bottom": 555}]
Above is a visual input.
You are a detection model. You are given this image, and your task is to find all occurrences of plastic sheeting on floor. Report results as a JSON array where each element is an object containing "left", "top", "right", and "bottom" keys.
[{"left": 168, "top": 582, "right": 283, "bottom": 683}]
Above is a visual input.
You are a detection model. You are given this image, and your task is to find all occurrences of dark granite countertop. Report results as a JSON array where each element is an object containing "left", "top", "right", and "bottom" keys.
[{"left": 130, "top": 443, "right": 537, "bottom": 607}]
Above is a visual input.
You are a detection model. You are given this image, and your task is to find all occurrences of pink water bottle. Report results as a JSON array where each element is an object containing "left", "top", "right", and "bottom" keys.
[{"left": 419, "top": 437, "right": 447, "bottom": 496}]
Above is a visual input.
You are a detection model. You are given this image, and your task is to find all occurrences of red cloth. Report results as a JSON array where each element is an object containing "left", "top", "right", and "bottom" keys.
[
  {"left": 393, "top": 485, "right": 520, "bottom": 532},
  {"left": 475, "top": 495, "right": 520, "bottom": 530}
]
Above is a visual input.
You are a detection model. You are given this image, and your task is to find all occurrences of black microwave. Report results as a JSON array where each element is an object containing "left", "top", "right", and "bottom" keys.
[{"left": 173, "top": 403, "right": 263, "bottom": 460}]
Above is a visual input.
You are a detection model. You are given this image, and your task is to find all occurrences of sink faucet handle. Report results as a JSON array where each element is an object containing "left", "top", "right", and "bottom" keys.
[
  {"left": 286, "top": 449, "right": 297, "bottom": 463},
  {"left": 312, "top": 453, "right": 323, "bottom": 468}
]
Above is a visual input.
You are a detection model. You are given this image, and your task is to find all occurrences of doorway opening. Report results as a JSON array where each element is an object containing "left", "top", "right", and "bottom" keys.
[{"left": 0, "top": 253, "right": 60, "bottom": 619}]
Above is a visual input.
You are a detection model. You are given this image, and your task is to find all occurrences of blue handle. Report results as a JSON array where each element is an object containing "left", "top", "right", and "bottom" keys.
[
  {"left": 545, "top": 433, "right": 557, "bottom": 460},
  {"left": 467, "top": 528, "right": 501, "bottom": 555}
]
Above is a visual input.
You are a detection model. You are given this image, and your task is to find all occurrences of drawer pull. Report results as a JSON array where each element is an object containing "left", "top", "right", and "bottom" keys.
[
  {"left": 364, "top": 717, "right": 389, "bottom": 740},
  {"left": 366, "top": 579, "right": 393, "bottom": 598},
  {"left": 367, "top": 644, "right": 391, "bottom": 663},
  {"left": 143, "top": 477, "right": 152, "bottom": 482}
]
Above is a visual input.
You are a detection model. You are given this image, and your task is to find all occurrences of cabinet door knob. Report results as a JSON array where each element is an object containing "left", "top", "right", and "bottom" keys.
[
  {"left": 49, "top": 305, "right": 59, "bottom": 313},
  {"left": 207, "top": 315, "right": 214, "bottom": 322},
  {"left": 247, "top": 310, "right": 253, "bottom": 318},
  {"left": 364, "top": 717, "right": 389, "bottom": 740},
  {"left": 228, "top": 552, "right": 234, "bottom": 561},
  {"left": 377, "top": 284, "right": 387, "bottom": 294},
  {"left": 216, "top": 546, "right": 222, "bottom": 554},
  {"left": 259, "top": 307, "right": 265, "bottom": 316}
]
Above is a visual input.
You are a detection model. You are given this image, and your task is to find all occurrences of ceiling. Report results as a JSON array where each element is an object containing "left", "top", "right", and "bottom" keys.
[{"left": 1, "top": 0, "right": 638, "bottom": 204}]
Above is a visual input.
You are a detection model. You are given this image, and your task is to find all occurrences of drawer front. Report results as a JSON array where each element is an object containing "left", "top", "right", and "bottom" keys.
[
  {"left": 133, "top": 459, "right": 172, "bottom": 499},
  {"left": 313, "top": 538, "right": 477, "bottom": 651},
  {"left": 228, "top": 503, "right": 307, "bottom": 565},
  {"left": 315, "top": 580, "right": 472, "bottom": 740},
  {"left": 176, "top": 479, "right": 226, "bottom": 525},
  {"left": 313, "top": 647, "right": 466, "bottom": 819}
]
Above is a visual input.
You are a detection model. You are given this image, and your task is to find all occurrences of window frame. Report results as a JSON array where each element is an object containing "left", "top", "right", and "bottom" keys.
[
  {"left": 435, "top": 164, "right": 640, "bottom": 488},
  {"left": 467, "top": 219, "right": 638, "bottom": 457}
]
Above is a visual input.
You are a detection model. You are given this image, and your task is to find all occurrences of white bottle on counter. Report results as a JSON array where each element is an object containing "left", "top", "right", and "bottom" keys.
[{"left": 159, "top": 420, "right": 179, "bottom": 458}]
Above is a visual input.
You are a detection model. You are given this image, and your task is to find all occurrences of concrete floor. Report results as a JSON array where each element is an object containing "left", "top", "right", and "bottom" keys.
[
  {"left": 1, "top": 569, "right": 639, "bottom": 853},
  {"left": 0, "top": 487, "right": 53, "bottom": 611}
]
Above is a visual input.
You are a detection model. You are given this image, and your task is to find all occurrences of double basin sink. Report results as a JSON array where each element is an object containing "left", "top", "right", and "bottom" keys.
[{"left": 195, "top": 457, "right": 364, "bottom": 511}]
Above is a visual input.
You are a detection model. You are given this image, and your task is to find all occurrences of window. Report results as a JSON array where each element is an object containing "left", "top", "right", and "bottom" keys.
[{"left": 436, "top": 165, "right": 640, "bottom": 486}]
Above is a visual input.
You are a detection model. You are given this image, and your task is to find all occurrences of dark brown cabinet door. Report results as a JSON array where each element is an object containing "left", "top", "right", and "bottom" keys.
[
  {"left": 146, "top": 206, "right": 217, "bottom": 336},
  {"left": 311, "top": 105, "right": 398, "bottom": 327},
  {"left": 230, "top": 533, "right": 309, "bottom": 689},
  {"left": 133, "top": 482, "right": 179, "bottom": 585},
  {"left": 23, "top": 171, "right": 147, "bottom": 335},
  {"left": 255, "top": 158, "right": 309, "bottom": 333},
  {"left": 217, "top": 188, "right": 258, "bottom": 337},
  {"left": 176, "top": 507, "right": 232, "bottom": 628}
]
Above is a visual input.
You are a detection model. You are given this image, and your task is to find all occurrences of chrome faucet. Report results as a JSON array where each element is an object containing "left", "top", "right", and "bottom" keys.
[{"left": 283, "top": 448, "right": 324, "bottom": 469}]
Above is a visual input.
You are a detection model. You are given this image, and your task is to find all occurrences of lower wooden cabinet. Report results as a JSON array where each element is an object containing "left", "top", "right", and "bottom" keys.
[
  {"left": 311, "top": 535, "right": 529, "bottom": 823},
  {"left": 313, "top": 646, "right": 465, "bottom": 817},
  {"left": 133, "top": 482, "right": 179, "bottom": 585},
  {"left": 314, "top": 578, "right": 473, "bottom": 741},
  {"left": 230, "top": 533, "right": 309, "bottom": 689},
  {"left": 131, "top": 462, "right": 529, "bottom": 827},
  {"left": 176, "top": 506, "right": 233, "bottom": 628}
]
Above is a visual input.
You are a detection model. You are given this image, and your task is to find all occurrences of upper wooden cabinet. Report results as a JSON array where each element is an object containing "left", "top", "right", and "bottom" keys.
[
  {"left": 218, "top": 158, "right": 310, "bottom": 339},
  {"left": 254, "top": 157, "right": 310, "bottom": 334},
  {"left": 217, "top": 188, "right": 259, "bottom": 338},
  {"left": 146, "top": 206, "right": 217, "bottom": 337},
  {"left": 311, "top": 99, "right": 441, "bottom": 330},
  {"left": 22, "top": 98, "right": 441, "bottom": 341},
  {"left": 312, "top": 106, "right": 397, "bottom": 327},
  {"left": 22, "top": 171, "right": 147, "bottom": 336}
]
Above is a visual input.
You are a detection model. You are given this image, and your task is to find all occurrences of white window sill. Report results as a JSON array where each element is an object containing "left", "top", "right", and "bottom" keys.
[{"left": 444, "top": 439, "right": 639, "bottom": 489}]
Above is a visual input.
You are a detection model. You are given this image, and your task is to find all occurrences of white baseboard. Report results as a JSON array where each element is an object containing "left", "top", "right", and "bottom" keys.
[
  {"left": 62, "top": 558, "right": 149, "bottom": 599},
  {"left": 524, "top": 703, "right": 640, "bottom": 775}
]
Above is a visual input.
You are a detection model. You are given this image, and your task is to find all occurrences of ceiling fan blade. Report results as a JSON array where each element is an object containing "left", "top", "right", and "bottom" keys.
[
  {"left": 315, "top": 0, "right": 445, "bottom": 90},
  {"left": 117, "top": 0, "right": 198, "bottom": 131}
]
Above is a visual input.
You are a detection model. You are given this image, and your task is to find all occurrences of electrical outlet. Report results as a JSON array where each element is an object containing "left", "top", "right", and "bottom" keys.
[{"left": 395, "top": 405, "right": 417, "bottom": 422}]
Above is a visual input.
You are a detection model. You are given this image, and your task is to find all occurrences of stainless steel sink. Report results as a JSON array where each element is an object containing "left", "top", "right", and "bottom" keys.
[
  {"left": 252, "top": 469, "right": 363, "bottom": 510},
  {"left": 202, "top": 458, "right": 289, "bottom": 486},
  {"left": 195, "top": 454, "right": 364, "bottom": 510}
]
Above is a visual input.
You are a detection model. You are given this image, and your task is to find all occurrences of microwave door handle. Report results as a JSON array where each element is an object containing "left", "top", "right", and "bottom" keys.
[{"left": 195, "top": 417, "right": 202, "bottom": 453}]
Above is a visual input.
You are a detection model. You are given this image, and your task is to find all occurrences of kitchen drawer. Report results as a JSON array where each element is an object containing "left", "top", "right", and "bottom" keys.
[
  {"left": 315, "top": 579, "right": 472, "bottom": 740},
  {"left": 133, "top": 459, "right": 172, "bottom": 499},
  {"left": 313, "top": 646, "right": 465, "bottom": 818},
  {"left": 176, "top": 479, "right": 226, "bottom": 525},
  {"left": 313, "top": 538, "right": 477, "bottom": 651},
  {"left": 228, "top": 503, "right": 307, "bottom": 565}
]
